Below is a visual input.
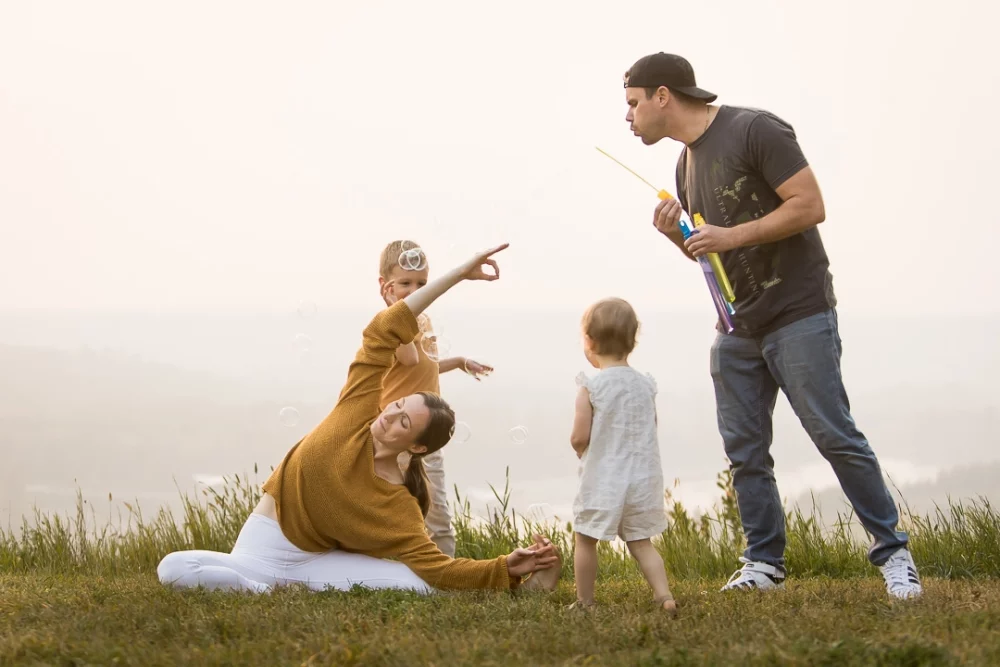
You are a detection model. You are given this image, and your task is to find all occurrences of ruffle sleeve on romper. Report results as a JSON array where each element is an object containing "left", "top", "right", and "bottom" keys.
[{"left": 643, "top": 372, "right": 658, "bottom": 395}]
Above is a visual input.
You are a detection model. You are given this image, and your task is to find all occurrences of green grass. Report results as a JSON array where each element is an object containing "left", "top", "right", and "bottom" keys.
[
  {"left": 3, "top": 467, "right": 1000, "bottom": 665},
  {"left": 3, "top": 574, "right": 1000, "bottom": 665}
]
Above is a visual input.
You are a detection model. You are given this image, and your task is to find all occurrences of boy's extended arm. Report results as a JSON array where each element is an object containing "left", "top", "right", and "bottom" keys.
[
  {"left": 570, "top": 386, "right": 592, "bottom": 457},
  {"left": 437, "top": 357, "right": 466, "bottom": 373}
]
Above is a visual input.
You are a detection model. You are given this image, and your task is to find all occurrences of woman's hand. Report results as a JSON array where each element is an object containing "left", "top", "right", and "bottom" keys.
[
  {"left": 506, "top": 534, "right": 559, "bottom": 578},
  {"left": 402, "top": 243, "right": 509, "bottom": 319},
  {"left": 458, "top": 243, "right": 509, "bottom": 282}
]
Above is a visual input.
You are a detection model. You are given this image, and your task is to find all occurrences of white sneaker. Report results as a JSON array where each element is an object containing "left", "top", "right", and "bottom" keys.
[
  {"left": 879, "top": 548, "right": 922, "bottom": 599},
  {"left": 720, "top": 557, "right": 786, "bottom": 591}
]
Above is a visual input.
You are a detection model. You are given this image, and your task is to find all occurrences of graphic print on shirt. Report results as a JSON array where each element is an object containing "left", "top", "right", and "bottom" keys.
[{"left": 701, "top": 161, "right": 785, "bottom": 299}]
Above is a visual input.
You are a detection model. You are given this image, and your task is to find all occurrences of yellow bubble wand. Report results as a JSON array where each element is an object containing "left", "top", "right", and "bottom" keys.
[{"left": 595, "top": 147, "right": 735, "bottom": 304}]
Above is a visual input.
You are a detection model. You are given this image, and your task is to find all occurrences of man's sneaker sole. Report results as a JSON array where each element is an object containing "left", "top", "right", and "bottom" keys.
[{"left": 720, "top": 558, "right": 786, "bottom": 592}]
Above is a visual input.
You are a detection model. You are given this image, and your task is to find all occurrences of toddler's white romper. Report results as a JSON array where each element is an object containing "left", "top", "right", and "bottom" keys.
[{"left": 573, "top": 366, "right": 667, "bottom": 542}]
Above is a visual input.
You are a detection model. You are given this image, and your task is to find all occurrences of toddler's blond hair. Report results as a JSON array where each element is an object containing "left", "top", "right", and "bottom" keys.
[{"left": 581, "top": 297, "right": 640, "bottom": 358}]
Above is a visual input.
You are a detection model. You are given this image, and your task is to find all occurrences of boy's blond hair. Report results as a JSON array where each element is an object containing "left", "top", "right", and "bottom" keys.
[
  {"left": 581, "top": 297, "right": 640, "bottom": 358},
  {"left": 379, "top": 240, "right": 425, "bottom": 280}
]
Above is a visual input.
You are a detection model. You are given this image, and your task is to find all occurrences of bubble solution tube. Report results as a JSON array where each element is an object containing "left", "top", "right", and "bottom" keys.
[{"left": 676, "top": 207, "right": 735, "bottom": 334}]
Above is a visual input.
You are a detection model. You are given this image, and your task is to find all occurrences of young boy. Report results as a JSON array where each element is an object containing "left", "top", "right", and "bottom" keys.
[{"left": 377, "top": 240, "right": 493, "bottom": 557}]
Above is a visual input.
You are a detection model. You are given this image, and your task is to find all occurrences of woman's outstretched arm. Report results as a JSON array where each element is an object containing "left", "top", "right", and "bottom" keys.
[
  {"left": 401, "top": 243, "right": 507, "bottom": 316},
  {"left": 365, "top": 495, "right": 558, "bottom": 591},
  {"left": 328, "top": 244, "right": 510, "bottom": 428}
]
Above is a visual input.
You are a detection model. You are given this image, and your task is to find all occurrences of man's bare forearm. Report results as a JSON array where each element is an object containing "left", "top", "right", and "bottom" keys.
[{"left": 733, "top": 194, "right": 825, "bottom": 247}]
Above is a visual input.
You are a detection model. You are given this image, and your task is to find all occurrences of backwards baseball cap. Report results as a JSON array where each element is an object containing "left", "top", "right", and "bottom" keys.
[{"left": 623, "top": 53, "right": 717, "bottom": 103}]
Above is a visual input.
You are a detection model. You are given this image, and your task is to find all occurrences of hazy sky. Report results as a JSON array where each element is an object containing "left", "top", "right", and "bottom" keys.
[{"left": 1, "top": 0, "right": 997, "bottom": 318}]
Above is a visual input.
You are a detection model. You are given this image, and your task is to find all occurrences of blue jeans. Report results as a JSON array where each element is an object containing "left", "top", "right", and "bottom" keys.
[{"left": 710, "top": 309, "right": 908, "bottom": 570}]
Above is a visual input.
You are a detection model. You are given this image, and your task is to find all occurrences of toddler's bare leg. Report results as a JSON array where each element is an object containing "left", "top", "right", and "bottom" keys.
[
  {"left": 574, "top": 532, "right": 599, "bottom": 606},
  {"left": 626, "top": 538, "right": 676, "bottom": 614}
]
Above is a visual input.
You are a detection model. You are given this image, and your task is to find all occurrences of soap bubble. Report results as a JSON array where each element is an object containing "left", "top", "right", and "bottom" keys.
[
  {"left": 509, "top": 426, "right": 528, "bottom": 444},
  {"left": 193, "top": 474, "right": 226, "bottom": 488},
  {"left": 297, "top": 300, "right": 318, "bottom": 319},
  {"left": 449, "top": 421, "right": 472, "bottom": 444},
  {"left": 398, "top": 247, "right": 427, "bottom": 272},
  {"left": 293, "top": 333, "right": 312, "bottom": 352},
  {"left": 463, "top": 358, "right": 492, "bottom": 379},
  {"left": 526, "top": 502, "right": 556, "bottom": 522},
  {"left": 421, "top": 333, "right": 450, "bottom": 362},
  {"left": 279, "top": 406, "right": 300, "bottom": 427}
]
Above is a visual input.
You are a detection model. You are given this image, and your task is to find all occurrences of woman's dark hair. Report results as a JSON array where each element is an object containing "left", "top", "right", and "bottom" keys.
[{"left": 404, "top": 391, "right": 456, "bottom": 517}]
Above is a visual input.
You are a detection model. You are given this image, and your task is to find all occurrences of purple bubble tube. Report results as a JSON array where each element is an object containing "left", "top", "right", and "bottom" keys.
[{"left": 678, "top": 218, "right": 735, "bottom": 334}]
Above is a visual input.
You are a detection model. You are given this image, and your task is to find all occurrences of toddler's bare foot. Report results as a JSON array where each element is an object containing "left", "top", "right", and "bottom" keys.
[{"left": 656, "top": 595, "right": 678, "bottom": 617}]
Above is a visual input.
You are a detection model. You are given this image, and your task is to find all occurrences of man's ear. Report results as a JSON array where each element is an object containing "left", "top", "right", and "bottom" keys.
[{"left": 657, "top": 86, "right": 671, "bottom": 107}]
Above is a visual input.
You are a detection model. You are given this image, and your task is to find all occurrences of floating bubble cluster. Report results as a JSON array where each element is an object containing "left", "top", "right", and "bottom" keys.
[{"left": 398, "top": 247, "right": 427, "bottom": 272}]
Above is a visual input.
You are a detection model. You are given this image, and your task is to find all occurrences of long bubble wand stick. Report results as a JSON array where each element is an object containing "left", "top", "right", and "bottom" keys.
[
  {"left": 595, "top": 147, "right": 735, "bottom": 333},
  {"left": 594, "top": 147, "right": 736, "bottom": 304}
]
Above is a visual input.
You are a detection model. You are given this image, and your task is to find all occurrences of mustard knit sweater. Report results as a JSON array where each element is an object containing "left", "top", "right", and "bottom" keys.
[{"left": 262, "top": 300, "right": 516, "bottom": 590}]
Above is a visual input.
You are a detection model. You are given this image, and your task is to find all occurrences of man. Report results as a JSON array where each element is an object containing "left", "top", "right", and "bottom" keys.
[{"left": 622, "top": 52, "right": 921, "bottom": 599}]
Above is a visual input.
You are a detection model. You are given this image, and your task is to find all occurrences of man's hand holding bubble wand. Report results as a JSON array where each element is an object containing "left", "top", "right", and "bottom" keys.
[{"left": 595, "top": 147, "right": 737, "bottom": 334}]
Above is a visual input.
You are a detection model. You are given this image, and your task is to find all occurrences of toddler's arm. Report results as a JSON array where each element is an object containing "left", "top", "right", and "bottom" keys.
[{"left": 570, "top": 386, "right": 592, "bottom": 458}]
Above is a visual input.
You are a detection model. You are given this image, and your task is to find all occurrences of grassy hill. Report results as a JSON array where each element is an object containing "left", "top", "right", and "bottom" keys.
[
  {"left": 4, "top": 573, "right": 997, "bottom": 665},
  {"left": 2, "top": 470, "right": 1000, "bottom": 665}
]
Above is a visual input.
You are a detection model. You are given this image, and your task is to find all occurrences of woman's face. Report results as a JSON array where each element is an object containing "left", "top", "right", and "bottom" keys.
[{"left": 371, "top": 394, "right": 431, "bottom": 454}]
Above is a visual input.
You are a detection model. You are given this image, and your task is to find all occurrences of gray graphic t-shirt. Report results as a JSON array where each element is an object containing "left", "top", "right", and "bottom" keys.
[{"left": 676, "top": 105, "right": 836, "bottom": 337}]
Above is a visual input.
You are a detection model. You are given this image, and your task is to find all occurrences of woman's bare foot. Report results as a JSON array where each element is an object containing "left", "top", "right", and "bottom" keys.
[{"left": 519, "top": 534, "right": 562, "bottom": 592}]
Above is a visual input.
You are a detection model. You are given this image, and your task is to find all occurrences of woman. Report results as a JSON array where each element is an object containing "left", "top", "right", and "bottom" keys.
[{"left": 157, "top": 244, "right": 560, "bottom": 594}]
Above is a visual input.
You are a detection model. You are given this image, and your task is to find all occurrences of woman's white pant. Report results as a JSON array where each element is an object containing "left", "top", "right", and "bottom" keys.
[{"left": 157, "top": 513, "right": 433, "bottom": 595}]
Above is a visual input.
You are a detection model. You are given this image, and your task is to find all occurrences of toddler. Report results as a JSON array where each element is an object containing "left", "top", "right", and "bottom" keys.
[{"left": 569, "top": 297, "right": 675, "bottom": 614}]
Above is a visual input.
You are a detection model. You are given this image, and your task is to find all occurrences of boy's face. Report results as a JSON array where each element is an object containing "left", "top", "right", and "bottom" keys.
[{"left": 381, "top": 265, "right": 429, "bottom": 300}]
